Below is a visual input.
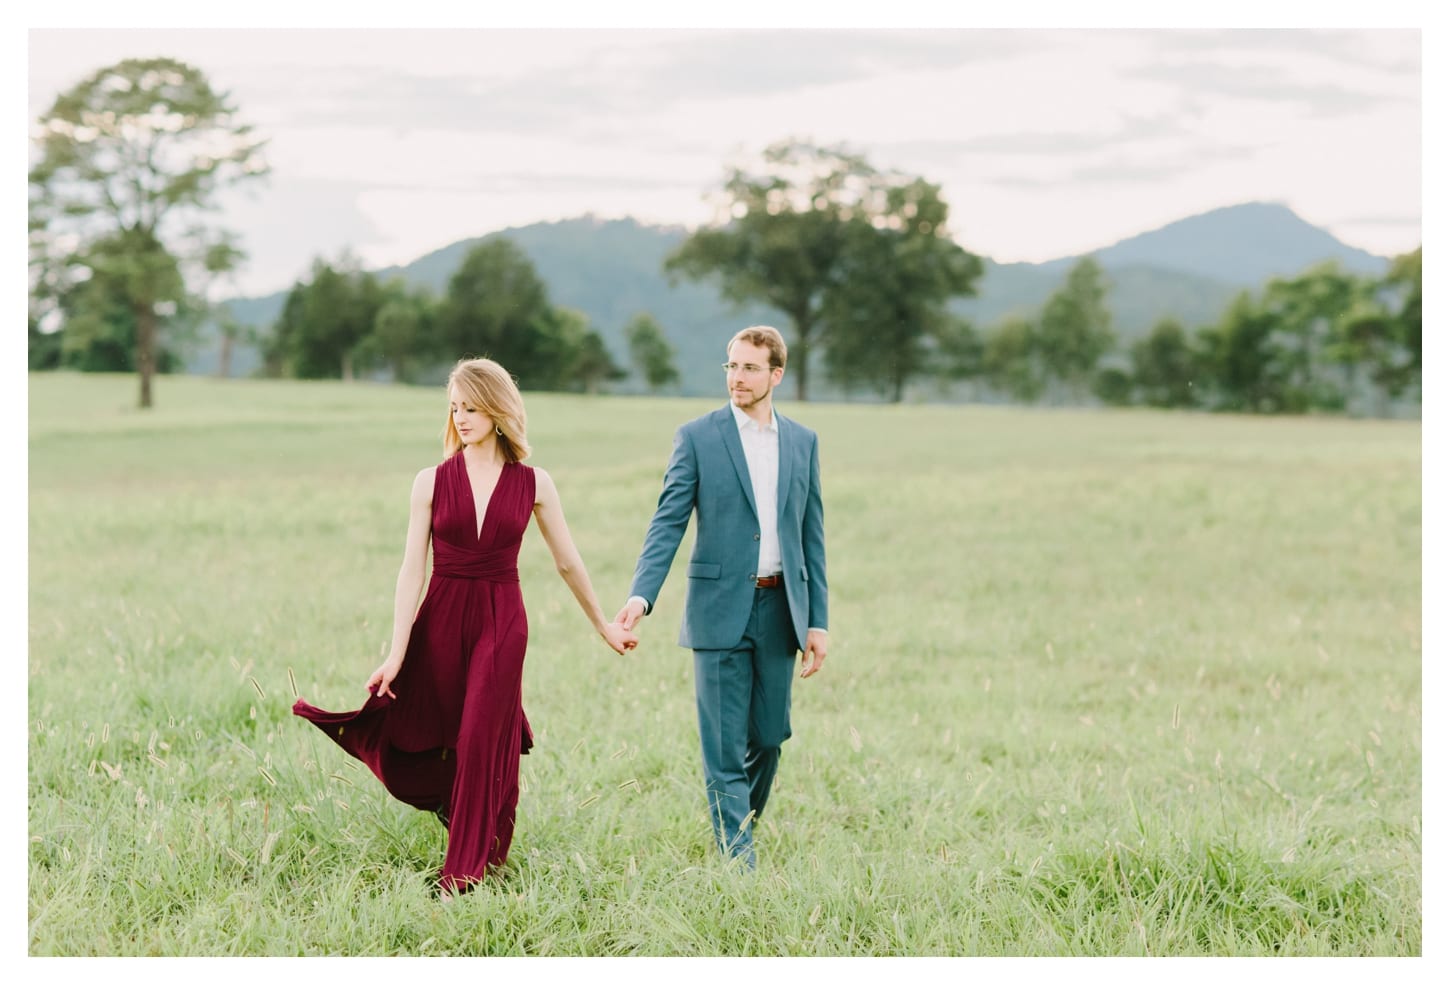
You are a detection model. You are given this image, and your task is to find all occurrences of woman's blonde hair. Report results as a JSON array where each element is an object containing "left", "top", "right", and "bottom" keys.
[{"left": 443, "top": 358, "right": 531, "bottom": 461}]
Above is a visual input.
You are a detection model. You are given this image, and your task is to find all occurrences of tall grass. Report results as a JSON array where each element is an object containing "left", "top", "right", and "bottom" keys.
[{"left": 27, "top": 372, "right": 1420, "bottom": 955}]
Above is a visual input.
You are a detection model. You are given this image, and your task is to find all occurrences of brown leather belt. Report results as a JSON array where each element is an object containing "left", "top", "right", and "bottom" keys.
[{"left": 755, "top": 574, "right": 782, "bottom": 589}]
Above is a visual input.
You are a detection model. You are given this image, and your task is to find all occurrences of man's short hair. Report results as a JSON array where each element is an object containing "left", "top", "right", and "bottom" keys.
[{"left": 728, "top": 325, "right": 787, "bottom": 369}]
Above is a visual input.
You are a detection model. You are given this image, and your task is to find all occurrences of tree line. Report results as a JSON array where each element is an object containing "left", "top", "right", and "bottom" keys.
[
  {"left": 258, "top": 243, "right": 681, "bottom": 394},
  {"left": 28, "top": 58, "right": 1420, "bottom": 417},
  {"left": 923, "top": 250, "right": 1421, "bottom": 415}
]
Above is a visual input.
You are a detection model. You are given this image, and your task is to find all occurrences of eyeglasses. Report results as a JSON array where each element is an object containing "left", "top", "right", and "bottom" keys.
[{"left": 722, "top": 362, "right": 771, "bottom": 374}]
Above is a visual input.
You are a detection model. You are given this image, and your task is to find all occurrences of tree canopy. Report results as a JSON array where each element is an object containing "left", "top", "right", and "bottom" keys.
[
  {"left": 666, "top": 139, "right": 982, "bottom": 401},
  {"left": 29, "top": 57, "right": 268, "bottom": 407}
]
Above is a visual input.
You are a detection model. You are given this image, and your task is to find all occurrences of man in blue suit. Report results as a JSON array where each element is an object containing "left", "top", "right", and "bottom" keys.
[{"left": 617, "top": 325, "right": 828, "bottom": 868}]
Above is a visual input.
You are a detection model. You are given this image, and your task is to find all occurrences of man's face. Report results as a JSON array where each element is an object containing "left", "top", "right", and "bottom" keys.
[{"left": 725, "top": 340, "right": 782, "bottom": 410}]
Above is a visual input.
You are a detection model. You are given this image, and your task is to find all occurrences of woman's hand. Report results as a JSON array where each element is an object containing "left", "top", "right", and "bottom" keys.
[
  {"left": 600, "top": 622, "right": 639, "bottom": 655},
  {"left": 366, "top": 657, "right": 404, "bottom": 699}
]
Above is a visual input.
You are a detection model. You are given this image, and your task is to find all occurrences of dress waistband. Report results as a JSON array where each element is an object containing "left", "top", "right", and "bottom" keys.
[{"left": 431, "top": 538, "right": 520, "bottom": 582}]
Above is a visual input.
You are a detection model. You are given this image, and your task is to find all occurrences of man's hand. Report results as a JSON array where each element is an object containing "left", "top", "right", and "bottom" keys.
[
  {"left": 801, "top": 629, "right": 828, "bottom": 678},
  {"left": 614, "top": 598, "right": 646, "bottom": 631}
]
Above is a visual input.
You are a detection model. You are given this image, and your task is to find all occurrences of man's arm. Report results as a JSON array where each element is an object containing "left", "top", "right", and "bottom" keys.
[
  {"left": 800, "top": 432, "right": 828, "bottom": 677},
  {"left": 616, "top": 425, "right": 698, "bottom": 630}
]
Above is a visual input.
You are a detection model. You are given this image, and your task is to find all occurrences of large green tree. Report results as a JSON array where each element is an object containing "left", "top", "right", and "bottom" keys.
[
  {"left": 269, "top": 256, "right": 385, "bottom": 380},
  {"left": 666, "top": 139, "right": 980, "bottom": 400},
  {"left": 29, "top": 57, "right": 268, "bottom": 407},
  {"left": 439, "top": 240, "right": 553, "bottom": 387},
  {"left": 822, "top": 179, "right": 984, "bottom": 401}
]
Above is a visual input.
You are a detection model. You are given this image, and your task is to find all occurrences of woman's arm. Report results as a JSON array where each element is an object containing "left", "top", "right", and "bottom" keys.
[
  {"left": 367, "top": 466, "right": 434, "bottom": 698},
  {"left": 532, "top": 467, "right": 636, "bottom": 655}
]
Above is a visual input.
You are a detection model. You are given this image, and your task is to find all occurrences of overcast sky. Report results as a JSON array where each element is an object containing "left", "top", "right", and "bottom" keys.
[{"left": 24, "top": 17, "right": 1424, "bottom": 298}]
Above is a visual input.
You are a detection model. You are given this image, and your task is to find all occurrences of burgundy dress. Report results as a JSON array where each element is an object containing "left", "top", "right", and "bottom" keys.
[{"left": 294, "top": 454, "right": 536, "bottom": 891}]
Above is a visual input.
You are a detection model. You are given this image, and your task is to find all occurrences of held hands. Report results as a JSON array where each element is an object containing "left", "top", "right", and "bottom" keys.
[
  {"left": 601, "top": 621, "right": 639, "bottom": 655},
  {"left": 366, "top": 656, "right": 404, "bottom": 699},
  {"left": 614, "top": 598, "right": 646, "bottom": 631},
  {"left": 801, "top": 629, "right": 828, "bottom": 679}
]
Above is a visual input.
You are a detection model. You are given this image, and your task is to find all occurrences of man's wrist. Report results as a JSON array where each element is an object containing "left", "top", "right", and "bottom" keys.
[{"left": 629, "top": 595, "right": 651, "bottom": 615}]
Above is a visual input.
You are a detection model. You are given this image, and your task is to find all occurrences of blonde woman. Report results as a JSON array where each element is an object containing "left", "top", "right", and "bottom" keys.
[{"left": 295, "top": 357, "right": 636, "bottom": 894}]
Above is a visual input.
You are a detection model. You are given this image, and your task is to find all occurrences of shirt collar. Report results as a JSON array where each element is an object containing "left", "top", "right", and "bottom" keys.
[{"left": 731, "top": 403, "right": 778, "bottom": 433}]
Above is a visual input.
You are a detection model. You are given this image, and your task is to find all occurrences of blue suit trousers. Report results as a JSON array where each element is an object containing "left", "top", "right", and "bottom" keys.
[{"left": 691, "top": 584, "right": 797, "bottom": 868}]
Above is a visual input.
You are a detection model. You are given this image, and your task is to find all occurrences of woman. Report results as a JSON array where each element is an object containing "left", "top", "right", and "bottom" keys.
[{"left": 293, "top": 358, "right": 636, "bottom": 894}]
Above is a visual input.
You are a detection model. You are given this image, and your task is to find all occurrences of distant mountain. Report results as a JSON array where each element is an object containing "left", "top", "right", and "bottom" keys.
[
  {"left": 1039, "top": 201, "right": 1390, "bottom": 286},
  {"left": 199, "top": 204, "right": 1397, "bottom": 397}
]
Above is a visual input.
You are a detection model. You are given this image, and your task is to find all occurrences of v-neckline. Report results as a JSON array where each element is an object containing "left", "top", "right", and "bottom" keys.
[{"left": 463, "top": 457, "right": 507, "bottom": 542}]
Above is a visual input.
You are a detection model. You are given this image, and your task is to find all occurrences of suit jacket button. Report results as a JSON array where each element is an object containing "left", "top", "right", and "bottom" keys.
[{"left": 753, "top": 534, "right": 760, "bottom": 541}]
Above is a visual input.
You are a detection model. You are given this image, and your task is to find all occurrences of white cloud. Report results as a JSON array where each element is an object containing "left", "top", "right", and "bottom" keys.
[{"left": 25, "top": 25, "right": 1423, "bottom": 296}]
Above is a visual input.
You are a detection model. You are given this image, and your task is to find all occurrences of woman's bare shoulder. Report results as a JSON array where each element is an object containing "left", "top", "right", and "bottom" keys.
[{"left": 410, "top": 464, "right": 440, "bottom": 503}]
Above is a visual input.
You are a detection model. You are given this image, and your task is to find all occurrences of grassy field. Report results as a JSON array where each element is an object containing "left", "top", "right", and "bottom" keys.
[{"left": 26, "top": 371, "right": 1421, "bottom": 956}]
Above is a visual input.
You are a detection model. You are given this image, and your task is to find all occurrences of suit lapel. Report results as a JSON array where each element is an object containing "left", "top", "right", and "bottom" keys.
[
  {"left": 715, "top": 407, "right": 758, "bottom": 520},
  {"left": 775, "top": 414, "right": 795, "bottom": 520}
]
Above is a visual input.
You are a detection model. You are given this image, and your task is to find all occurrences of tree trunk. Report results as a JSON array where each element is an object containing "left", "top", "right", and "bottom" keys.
[
  {"left": 341, "top": 352, "right": 354, "bottom": 382},
  {"left": 135, "top": 300, "right": 157, "bottom": 408},
  {"left": 217, "top": 331, "right": 233, "bottom": 379},
  {"left": 790, "top": 316, "right": 814, "bottom": 402}
]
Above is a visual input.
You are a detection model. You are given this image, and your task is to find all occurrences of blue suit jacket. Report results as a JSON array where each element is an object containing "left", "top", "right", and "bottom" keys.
[{"left": 629, "top": 405, "right": 828, "bottom": 652}]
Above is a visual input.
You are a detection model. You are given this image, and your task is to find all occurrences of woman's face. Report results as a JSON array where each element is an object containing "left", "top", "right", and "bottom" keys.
[{"left": 449, "top": 384, "right": 494, "bottom": 445}]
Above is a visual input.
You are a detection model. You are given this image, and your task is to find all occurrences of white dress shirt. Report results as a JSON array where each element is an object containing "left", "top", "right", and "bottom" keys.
[{"left": 731, "top": 403, "right": 781, "bottom": 578}]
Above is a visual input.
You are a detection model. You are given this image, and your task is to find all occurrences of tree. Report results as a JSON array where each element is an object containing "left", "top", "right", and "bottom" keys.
[
  {"left": 666, "top": 139, "right": 981, "bottom": 400},
  {"left": 625, "top": 312, "right": 680, "bottom": 393},
  {"left": 926, "top": 315, "right": 984, "bottom": 392},
  {"left": 261, "top": 281, "right": 306, "bottom": 378},
  {"left": 29, "top": 57, "right": 268, "bottom": 407},
  {"left": 272, "top": 256, "right": 385, "bottom": 380},
  {"left": 822, "top": 179, "right": 984, "bottom": 401},
  {"left": 1327, "top": 294, "right": 1400, "bottom": 415},
  {"left": 28, "top": 314, "right": 62, "bottom": 370},
  {"left": 982, "top": 316, "right": 1046, "bottom": 403},
  {"left": 1196, "top": 292, "right": 1291, "bottom": 413},
  {"left": 1383, "top": 246, "right": 1422, "bottom": 398},
  {"left": 1262, "top": 261, "right": 1358, "bottom": 412},
  {"left": 1093, "top": 366, "right": 1134, "bottom": 406},
  {"left": 437, "top": 239, "right": 576, "bottom": 389},
  {"left": 570, "top": 326, "right": 628, "bottom": 394},
  {"left": 360, "top": 279, "right": 437, "bottom": 384},
  {"left": 200, "top": 236, "right": 248, "bottom": 378},
  {"left": 44, "top": 231, "right": 189, "bottom": 373},
  {"left": 1131, "top": 318, "right": 1200, "bottom": 408},
  {"left": 1037, "top": 257, "right": 1116, "bottom": 402}
]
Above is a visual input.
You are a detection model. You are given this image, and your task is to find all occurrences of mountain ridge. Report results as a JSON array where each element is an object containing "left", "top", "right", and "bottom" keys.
[{"left": 205, "top": 202, "right": 1401, "bottom": 395}]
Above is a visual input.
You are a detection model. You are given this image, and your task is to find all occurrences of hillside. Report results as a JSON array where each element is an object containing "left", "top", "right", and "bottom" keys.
[{"left": 198, "top": 204, "right": 1394, "bottom": 397}]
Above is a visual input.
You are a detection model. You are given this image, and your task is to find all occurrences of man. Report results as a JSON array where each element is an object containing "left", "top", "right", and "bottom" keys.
[{"left": 616, "top": 325, "right": 828, "bottom": 868}]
